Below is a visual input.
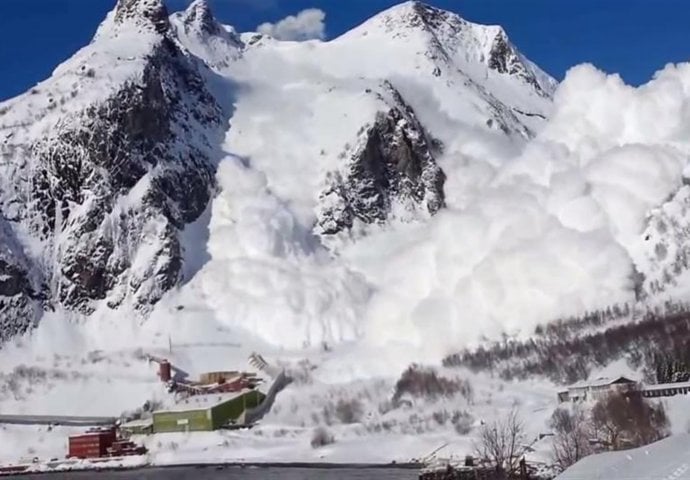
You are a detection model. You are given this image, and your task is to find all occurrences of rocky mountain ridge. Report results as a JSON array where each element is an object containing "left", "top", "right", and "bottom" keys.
[
  {"left": 0, "top": 0, "right": 554, "bottom": 341},
  {"left": 0, "top": 0, "right": 228, "bottom": 339}
]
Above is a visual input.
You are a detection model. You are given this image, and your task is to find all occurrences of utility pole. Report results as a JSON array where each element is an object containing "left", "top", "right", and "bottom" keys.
[{"left": 520, "top": 457, "right": 528, "bottom": 480}]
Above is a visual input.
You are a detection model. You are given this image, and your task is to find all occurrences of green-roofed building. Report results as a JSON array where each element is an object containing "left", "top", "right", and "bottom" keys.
[{"left": 151, "top": 389, "right": 265, "bottom": 433}]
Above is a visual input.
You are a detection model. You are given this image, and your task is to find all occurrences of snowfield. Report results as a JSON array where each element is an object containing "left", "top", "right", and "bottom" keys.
[
  {"left": 556, "top": 433, "right": 690, "bottom": 480},
  {"left": 2, "top": 0, "right": 690, "bottom": 469}
]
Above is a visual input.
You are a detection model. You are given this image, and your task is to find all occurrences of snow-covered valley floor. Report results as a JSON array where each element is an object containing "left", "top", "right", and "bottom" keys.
[{"left": 0, "top": 313, "right": 558, "bottom": 466}]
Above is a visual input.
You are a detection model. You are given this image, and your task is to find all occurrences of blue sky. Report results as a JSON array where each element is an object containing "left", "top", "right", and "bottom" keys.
[{"left": 0, "top": 0, "right": 688, "bottom": 101}]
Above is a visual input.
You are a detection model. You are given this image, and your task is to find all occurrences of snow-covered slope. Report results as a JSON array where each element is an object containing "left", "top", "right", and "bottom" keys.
[
  {"left": 0, "top": 0, "right": 228, "bottom": 338},
  {"left": 0, "top": 0, "right": 555, "bottom": 344},
  {"left": 556, "top": 434, "right": 690, "bottom": 480},
  {"left": 169, "top": 0, "right": 244, "bottom": 71}
]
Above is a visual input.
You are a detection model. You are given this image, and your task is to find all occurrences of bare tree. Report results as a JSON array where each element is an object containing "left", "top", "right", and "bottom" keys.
[
  {"left": 474, "top": 408, "right": 526, "bottom": 478},
  {"left": 550, "top": 406, "right": 593, "bottom": 470},
  {"left": 591, "top": 391, "right": 669, "bottom": 450}
]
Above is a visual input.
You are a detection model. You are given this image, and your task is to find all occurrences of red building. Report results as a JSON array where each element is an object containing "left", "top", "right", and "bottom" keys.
[{"left": 67, "top": 428, "right": 117, "bottom": 459}]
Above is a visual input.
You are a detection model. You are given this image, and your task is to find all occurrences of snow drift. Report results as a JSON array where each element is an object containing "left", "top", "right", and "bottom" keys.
[{"left": 556, "top": 433, "right": 690, "bottom": 480}]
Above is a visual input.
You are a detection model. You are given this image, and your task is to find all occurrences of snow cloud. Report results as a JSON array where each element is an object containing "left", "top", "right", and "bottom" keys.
[
  {"left": 193, "top": 61, "right": 690, "bottom": 360},
  {"left": 257, "top": 8, "right": 326, "bottom": 41}
]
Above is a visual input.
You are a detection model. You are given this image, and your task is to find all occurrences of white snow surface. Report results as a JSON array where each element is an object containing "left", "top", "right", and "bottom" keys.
[
  {"left": 3, "top": 0, "right": 690, "bottom": 467},
  {"left": 556, "top": 433, "right": 690, "bottom": 480}
]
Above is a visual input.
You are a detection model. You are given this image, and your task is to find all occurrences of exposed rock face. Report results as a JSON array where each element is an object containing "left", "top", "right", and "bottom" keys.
[
  {"left": 0, "top": 0, "right": 554, "bottom": 342},
  {"left": 182, "top": 0, "right": 223, "bottom": 37},
  {"left": 316, "top": 84, "right": 446, "bottom": 236},
  {"left": 0, "top": 216, "right": 44, "bottom": 341},
  {"left": 0, "top": 0, "right": 225, "bottom": 337},
  {"left": 641, "top": 185, "right": 690, "bottom": 298},
  {"left": 364, "top": 1, "right": 555, "bottom": 98},
  {"left": 170, "top": 0, "right": 243, "bottom": 71},
  {"left": 43, "top": 44, "right": 221, "bottom": 313},
  {"left": 487, "top": 29, "right": 545, "bottom": 93},
  {"left": 114, "top": 0, "right": 170, "bottom": 33}
]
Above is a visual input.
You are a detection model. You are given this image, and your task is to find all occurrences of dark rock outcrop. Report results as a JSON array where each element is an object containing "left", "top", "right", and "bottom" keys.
[
  {"left": 0, "top": 0, "right": 226, "bottom": 337},
  {"left": 0, "top": 215, "right": 44, "bottom": 341},
  {"left": 182, "top": 0, "right": 223, "bottom": 37},
  {"left": 170, "top": 0, "right": 244, "bottom": 71},
  {"left": 114, "top": 0, "right": 170, "bottom": 33},
  {"left": 37, "top": 41, "right": 221, "bottom": 313},
  {"left": 641, "top": 186, "right": 690, "bottom": 298},
  {"left": 316, "top": 84, "right": 446, "bottom": 236},
  {"left": 487, "top": 29, "right": 546, "bottom": 94},
  {"left": 378, "top": 2, "right": 553, "bottom": 98}
]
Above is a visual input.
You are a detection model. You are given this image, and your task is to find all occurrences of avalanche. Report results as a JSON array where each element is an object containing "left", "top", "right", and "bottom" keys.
[{"left": 159, "top": 2, "right": 690, "bottom": 361}]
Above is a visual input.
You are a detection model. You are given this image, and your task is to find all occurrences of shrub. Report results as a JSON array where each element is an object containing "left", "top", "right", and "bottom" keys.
[
  {"left": 591, "top": 392, "right": 669, "bottom": 450},
  {"left": 335, "top": 398, "right": 363, "bottom": 424},
  {"left": 451, "top": 410, "right": 474, "bottom": 435},
  {"left": 432, "top": 410, "right": 448, "bottom": 425},
  {"left": 443, "top": 303, "right": 690, "bottom": 385},
  {"left": 393, "top": 365, "right": 472, "bottom": 403},
  {"left": 310, "top": 427, "right": 335, "bottom": 449}
]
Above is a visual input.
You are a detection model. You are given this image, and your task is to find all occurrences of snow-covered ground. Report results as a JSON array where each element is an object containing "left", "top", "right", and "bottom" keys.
[
  {"left": 3, "top": 0, "right": 690, "bottom": 469},
  {"left": 556, "top": 433, "right": 690, "bottom": 480}
]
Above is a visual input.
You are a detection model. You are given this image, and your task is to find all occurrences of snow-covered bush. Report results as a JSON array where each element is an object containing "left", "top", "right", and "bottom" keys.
[
  {"left": 335, "top": 398, "right": 363, "bottom": 424},
  {"left": 452, "top": 410, "right": 474, "bottom": 435},
  {"left": 310, "top": 427, "right": 335, "bottom": 448},
  {"left": 591, "top": 392, "right": 669, "bottom": 449},
  {"left": 393, "top": 364, "right": 472, "bottom": 403}
]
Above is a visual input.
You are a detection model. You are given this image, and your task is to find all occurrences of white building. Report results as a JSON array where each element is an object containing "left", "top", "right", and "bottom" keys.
[{"left": 557, "top": 376, "right": 638, "bottom": 403}]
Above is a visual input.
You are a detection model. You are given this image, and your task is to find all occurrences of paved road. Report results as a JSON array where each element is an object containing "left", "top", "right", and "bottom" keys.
[
  {"left": 0, "top": 414, "right": 116, "bottom": 426},
  {"left": 18, "top": 465, "right": 420, "bottom": 480}
]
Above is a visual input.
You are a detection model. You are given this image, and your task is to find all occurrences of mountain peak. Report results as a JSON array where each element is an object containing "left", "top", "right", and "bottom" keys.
[
  {"left": 181, "top": 0, "right": 223, "bottom": 36},
  {"left": 369, "top": 1, "right": 465, "bottom": 33},
  {"left": 340, "top": 1, "right": 555, "bottom": 97},
  {"left": 113, "top": 0, "right": 170, "bottom": 33}
]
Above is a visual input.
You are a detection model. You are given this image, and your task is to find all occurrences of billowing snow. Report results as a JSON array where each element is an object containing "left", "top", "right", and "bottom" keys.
[{"left": 188, "top": 58, "right": 690, "bottom": 357}]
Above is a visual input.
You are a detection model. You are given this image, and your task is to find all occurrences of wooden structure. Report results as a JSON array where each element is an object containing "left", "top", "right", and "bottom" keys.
[{"left": 199, "top": 371, "right": 240, "bottom": 384}]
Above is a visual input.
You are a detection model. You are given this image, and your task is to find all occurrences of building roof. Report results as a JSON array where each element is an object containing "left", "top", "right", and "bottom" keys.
[
  {"left": 640, "top": 381, "right": 690, "bottom": 392},
  {"left": 121, "top": 418, "right": 153, "bottom": 428},
  {"left": 155, "top": 389, "right": 253, "bottom": 413},
  {"left": 567, "top": 376, "right": 637, "bottom": 390}
]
